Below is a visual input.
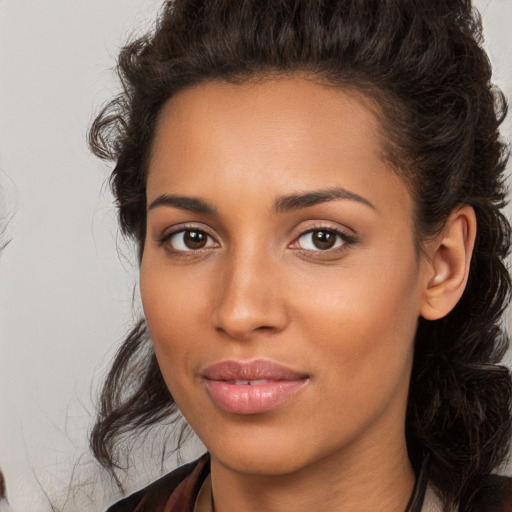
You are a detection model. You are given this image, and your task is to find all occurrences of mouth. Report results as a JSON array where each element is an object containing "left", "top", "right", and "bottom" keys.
[
  {"left": 225, "top": 379, "right": 275, "bottom": 385},
  {"left": 201, "top": 360, "right": 309, "bottom": 415}
]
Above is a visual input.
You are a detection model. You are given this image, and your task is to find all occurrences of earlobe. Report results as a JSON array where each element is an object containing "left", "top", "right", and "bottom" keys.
[{"left": 420, "top": 205, "right": 477, "bottom": 321}]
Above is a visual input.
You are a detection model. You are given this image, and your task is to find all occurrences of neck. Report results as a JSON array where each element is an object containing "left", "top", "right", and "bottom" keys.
[{"left": 207, "top": 430, "right": 415, "bottom": 512}]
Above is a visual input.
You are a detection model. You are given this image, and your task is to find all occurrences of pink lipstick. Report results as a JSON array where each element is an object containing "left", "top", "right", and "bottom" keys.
[{"left": 202, "top": 360, "right": 309, "bottom": 414}]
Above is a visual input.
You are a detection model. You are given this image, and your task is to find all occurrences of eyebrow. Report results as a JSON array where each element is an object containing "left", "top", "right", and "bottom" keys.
[
  {"left": 273, "top": 186, "right": 376, "bottom": 213},
  {"left": 148, "top": 186, "right": 376, "bottom": 215},
  {"left": 148, "top": 194, "right": 217, "bottom": 214}
]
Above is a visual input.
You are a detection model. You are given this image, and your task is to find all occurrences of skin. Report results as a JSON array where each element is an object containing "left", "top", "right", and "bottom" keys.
[{"left": 140, "top": 77, "right": 475, "bottom": 512}]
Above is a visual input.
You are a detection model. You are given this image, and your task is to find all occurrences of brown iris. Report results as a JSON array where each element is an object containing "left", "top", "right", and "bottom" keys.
[
  {"left": 311, "top": 230, "right": 337, "bottom": 250},
  {"left": 183, "top": 230, "right": 208, "bottom": 249}
]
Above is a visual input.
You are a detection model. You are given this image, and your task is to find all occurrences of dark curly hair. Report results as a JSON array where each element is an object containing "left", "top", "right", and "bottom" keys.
[{"left": 89, "top": 0, "right": 512, "bottom": 509}]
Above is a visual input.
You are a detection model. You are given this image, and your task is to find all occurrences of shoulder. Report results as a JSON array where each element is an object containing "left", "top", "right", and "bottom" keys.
[
  {"left": 461, "top": 474, "right": 512, "bottom": 512},
  {"left": 105, "top": 454, "right": 210, "bottom": 512}
]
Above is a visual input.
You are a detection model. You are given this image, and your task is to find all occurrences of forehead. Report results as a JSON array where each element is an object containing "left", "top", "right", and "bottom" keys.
[
  {"left": 150, "top": 76, "right": 385, "bottom": 170},
  {"left": 147, "top": 76, "right": 412, "bottom": 222}
]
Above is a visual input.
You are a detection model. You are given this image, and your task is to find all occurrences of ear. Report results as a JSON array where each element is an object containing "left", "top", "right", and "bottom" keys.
[{"left": 420, "top": 205, "right": 477, "bottom": 321}]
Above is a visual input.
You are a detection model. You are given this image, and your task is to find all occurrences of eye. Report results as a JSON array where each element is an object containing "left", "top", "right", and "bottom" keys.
[
  {"left": 293, "top": 228, "right": 355, "bottom": 252},
  {"left": 160, "top": 228, "right": 217, "bottom": 252}
]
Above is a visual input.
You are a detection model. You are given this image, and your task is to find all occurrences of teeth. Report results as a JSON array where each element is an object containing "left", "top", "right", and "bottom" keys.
[{"left": 230, "top": 379, "right": 271, "bottom": 385}]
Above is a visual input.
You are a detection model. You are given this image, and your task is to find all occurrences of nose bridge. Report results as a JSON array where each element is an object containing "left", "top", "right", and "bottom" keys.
[{"left": 212, "top": 240, "right": 287, "bottom": 340}]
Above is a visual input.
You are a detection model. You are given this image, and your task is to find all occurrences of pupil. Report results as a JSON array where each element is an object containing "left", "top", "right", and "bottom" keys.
[
  {"left": 313, "top": 231, "right": 336, "bottom": 250},
  {"left": 184, "top": 231, "right": 207, "bottom": 249}
]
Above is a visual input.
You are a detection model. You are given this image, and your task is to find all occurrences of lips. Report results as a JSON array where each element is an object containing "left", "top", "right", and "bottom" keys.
[{"left": 202, "top": 360, "right": 309, "bottom": 414}]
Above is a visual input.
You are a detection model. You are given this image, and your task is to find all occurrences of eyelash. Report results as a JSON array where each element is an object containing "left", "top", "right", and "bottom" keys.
[
  {"left": 157, "top": 224, "right": 218, "bottom": 256},
  {"left": 157, "top": 224, "right": 357, "bottom": 258},
  {"left": 291, "top": 226, "right": 357, "bottom": 256}
]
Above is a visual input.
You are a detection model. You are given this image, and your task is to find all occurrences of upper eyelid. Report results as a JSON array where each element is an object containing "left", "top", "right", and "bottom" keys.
[
  {"left": 292, "top": 227, "right": 356, "bottom": 247},
  {"left": 158, "top": 223, "right": 218, "bottom": 241},
  {"left": 291, "top": 221, "right": 356, "bottom": 240},
  {"left": 296, "top": 226, "right": 351, "bottom": 237}
]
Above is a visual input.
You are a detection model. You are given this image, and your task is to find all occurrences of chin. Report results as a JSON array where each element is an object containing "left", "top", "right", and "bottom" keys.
[
  {"left": 201, "top": 420, "right": 346, "bottom": 478},
  {"left": 213, "top": 445, "right": 311, "bottom": 476}
]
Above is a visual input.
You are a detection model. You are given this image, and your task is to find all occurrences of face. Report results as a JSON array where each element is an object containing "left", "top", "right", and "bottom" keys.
[{"left": 140, "top": 77, "right": 429, "bottom": 477}]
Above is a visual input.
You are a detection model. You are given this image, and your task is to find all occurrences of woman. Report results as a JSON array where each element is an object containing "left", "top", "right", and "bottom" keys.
[{"left": 89, "top": 0, "right": 512, "bottom": 510}]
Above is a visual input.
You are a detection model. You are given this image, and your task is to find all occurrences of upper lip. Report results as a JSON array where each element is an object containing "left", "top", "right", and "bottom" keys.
[{"left": 201, "top": 359, "right": 308, "bottom": 381}]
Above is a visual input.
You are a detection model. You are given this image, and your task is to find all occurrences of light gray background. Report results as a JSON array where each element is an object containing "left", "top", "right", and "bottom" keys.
[{"left": 0, "top": 1, "right": 511, "bottom": 510}]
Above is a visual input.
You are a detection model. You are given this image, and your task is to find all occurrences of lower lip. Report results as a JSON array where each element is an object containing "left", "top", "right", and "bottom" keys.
[{"left": 205, "top": 379, "right": 308, "bottom": 414}]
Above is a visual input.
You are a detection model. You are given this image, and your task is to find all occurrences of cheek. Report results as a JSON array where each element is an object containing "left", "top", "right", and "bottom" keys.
[
  {"left": 140, "top": 250, "right": 212, "bottom": 326},
  {"left": 292, "top": 250, "right": 421, "bottom": 393},
  {"left": 139, "top": 259, "right": 207, "bottom": 380}
]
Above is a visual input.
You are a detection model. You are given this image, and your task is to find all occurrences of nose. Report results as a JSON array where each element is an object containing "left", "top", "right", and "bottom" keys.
[{"left": 212, "top": 250, "right": 289, "bottom": 341}]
